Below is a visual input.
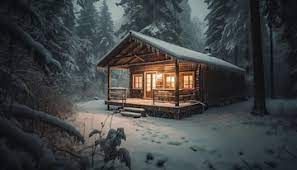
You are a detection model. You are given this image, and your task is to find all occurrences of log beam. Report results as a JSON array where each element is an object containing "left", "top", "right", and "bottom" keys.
[
  {"left": 107, "top": 66, "right": 111, "bottom": 110},
  {"left": 175, "top": 59, "right": 180, "bottom": 107}
]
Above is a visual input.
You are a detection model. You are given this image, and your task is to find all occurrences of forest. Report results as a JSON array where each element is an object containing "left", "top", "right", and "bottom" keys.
[{"left": 0, "top": 0, "right": 297, "bottom": 170}]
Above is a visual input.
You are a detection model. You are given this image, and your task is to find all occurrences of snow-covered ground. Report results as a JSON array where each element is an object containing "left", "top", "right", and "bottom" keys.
[{"left": 72, "top": 100, "right": 297, "bottom": 170}]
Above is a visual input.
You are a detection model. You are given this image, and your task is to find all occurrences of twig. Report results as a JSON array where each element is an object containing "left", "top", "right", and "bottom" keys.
[{"left": 54, "top": 146, "right": 82, "bottom": 159}]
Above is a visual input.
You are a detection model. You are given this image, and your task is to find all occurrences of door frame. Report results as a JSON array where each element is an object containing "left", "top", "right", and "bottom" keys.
[{"left": 144, "top": 71, "right": 157, "bottom": 99}]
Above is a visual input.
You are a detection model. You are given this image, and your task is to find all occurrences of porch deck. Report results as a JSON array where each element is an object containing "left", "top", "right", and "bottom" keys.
[{"left": 105, "top": 98, "right": 204, "bottom": 119}]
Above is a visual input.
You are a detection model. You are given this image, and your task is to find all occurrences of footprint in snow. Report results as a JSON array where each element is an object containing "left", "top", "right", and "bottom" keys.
[
  {"left": 160, "top": 134, "right": 169, "bottom": 139},
  {"left": 142, "top": 137, "right": 149, "bottom": 140},
  {"left": 167, "top": 141, "right": 183, "bottom": 146}
]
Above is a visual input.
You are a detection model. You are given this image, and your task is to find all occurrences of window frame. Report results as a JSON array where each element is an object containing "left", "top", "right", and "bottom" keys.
[
  {"left": 132, "top": 74, "right": 143, "bottom": 89},
  {"left": 164, "top": 73, "right": 176, "bottom": 89},
  {"left": 181, "top": 72, "right": 194, "bottom": 89}
]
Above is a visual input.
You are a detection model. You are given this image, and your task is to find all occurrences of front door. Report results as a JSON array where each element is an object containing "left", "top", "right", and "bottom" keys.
[{"left": 145, "top": 73, "right": 156, "bottom": 98}]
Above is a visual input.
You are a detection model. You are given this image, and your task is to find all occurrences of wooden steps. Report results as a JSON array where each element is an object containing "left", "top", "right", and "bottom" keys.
[
  {"left": 124, "top": 107, "right": 145, "bottom": 113},
  {"left": 120, "top": 111, "right": 142, "bottom": 118},
  {"left": 120, "top": 107, "right": 146, "bottom": 118}
]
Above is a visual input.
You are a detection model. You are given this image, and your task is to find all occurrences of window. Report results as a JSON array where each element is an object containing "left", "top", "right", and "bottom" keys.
[
  {"left": 165, "top": 74, "right": 175, "bottom": 89},
  {"left": 156, "top": 73, "right": 163, "bottom": 89},
  {"left": 182, "top": 73, "right": 194, "bottom": 89},
  {"left": 133, "top": 74, "right": 143, "bottom": 89}
]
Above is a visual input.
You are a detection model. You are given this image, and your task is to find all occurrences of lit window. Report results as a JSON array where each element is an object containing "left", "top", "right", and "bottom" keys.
[
  {"left": 156, "top": 73, "right": 163, "bottom": 89},
  {"left": 133, "top": 74, "right": 143, "bottom": 89},
  {"left": 182, "top": 73, "right": 194, "bottom": 89},
  {"left": 165, "top": 74, "right": 175, "bottom": 89}
]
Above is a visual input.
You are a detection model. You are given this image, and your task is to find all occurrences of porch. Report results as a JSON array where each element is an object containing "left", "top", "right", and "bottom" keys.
[{"left": 105, "top": 98, "right": 204, "bottom": 119}]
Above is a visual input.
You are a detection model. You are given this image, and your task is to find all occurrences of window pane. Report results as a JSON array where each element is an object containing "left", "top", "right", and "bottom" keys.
[
  {"left": 133, "top": 74, "right": 143, "bottom": 89},
  {"left": 183, "top": 73, "right": 193, "bottom": 89}
]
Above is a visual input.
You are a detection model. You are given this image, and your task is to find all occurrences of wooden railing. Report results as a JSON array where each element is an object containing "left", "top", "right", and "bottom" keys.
[
  {"left": 108, "top": 87, "right": 127, "bottom": 107},
  {"left": 152, "top": 89, "right": 196, "bottom": 104}
]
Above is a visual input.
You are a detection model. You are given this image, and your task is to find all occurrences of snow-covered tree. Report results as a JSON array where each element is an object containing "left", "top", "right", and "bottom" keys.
[
  {"left": 97, "top": 0, "right": 115, "bottom": 56},
  {"left": 218, "top": 0, "right": 250, "bottom": 68},
  {"left": 204, "top": 0, "right": 229, "bottom": 57},
  {"left": 75, "top": 0, "right": 99, "bottom": 87},
  {"left": 117, "top": 0, "right": 183, "bottom": 44},
  {"left": 178, "top": 0, "right": 205, "bottom": 51},
  {"left": 76, "top": 0, "right": 99, "bottom": 48},
  {"left": 191, "top": 17, "right": 206, "bottom": 52}
]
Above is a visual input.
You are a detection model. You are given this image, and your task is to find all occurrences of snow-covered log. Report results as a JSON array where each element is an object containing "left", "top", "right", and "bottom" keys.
[
  {"left": 1, "top": 103, "right": 84, "bottom": 143},
  {"left": 0, "top": 16, "right": 62, "bottom": 72}
]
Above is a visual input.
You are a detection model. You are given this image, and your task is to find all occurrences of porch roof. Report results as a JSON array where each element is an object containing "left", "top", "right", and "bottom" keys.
[{"left": 97, "top": 31, "right": 245, "bottom": 72}]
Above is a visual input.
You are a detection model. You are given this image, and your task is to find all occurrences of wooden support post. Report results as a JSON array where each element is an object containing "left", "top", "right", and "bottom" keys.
[
  {"left": 107, "top": 66, "right": 111, "bottom": 110},
  {"left": 175, "top": 59, "right": 180, "bottom": 107}
]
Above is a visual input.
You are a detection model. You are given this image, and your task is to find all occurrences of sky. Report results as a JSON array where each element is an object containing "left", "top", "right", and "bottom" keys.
[{"left": 104, "top": 0, "right": 209, "bottom": 22}]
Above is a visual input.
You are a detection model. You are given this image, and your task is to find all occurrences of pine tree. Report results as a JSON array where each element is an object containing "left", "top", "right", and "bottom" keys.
[
  {"left": 178, "top": 0, "right": 205, "bottom": 51},
  {"left": 117, "top": 0, "right": 183, "bottom": 44},
  {"left": 97, "top": 0, "right": 115, "bottom": 56},
  {"left": 264, "top": 0, "right": 297, "bottom": 97},
  {"left": 76, "top": 0, "right": 99, "bottom": 48},
  {"left": 204, "top": 0, "right": 229, "bottom": 57},
  {"left": 76, "top": 0, "right": 100, "bottom": 87},
  {"left": 219, "top": 0, "right": 250, "bottom": 68}
]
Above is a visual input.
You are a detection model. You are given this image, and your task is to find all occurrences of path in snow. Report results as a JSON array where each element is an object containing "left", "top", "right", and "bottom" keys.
[{"left": 72, "top": 100, "right": 297, "bottom": 170}]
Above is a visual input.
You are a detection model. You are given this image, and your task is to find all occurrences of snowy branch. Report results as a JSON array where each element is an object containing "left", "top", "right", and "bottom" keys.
[
  {"left": 3, "top": 0, "right": 42, "bottom": 25},
  {"left": 0, "top": 16, "right": 62, "bottom": 72},
  {"left": 1, "top": 103, "right": 84, "bottom": 143},
  {"left": 0, "top": 118, "right": 56, "bottom": 165}
]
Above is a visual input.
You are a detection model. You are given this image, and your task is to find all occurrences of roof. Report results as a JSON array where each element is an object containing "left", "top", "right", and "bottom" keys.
[{"left": 97, "top": 31, "right": 245, "bottom": 72}]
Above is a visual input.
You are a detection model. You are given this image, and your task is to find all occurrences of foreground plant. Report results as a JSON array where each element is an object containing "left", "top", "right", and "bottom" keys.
[{"left": 89, "top": 111, "right": 131, "bottom": 170}]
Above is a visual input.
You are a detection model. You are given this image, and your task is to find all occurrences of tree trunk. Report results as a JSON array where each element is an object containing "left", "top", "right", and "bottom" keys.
[
  {"left": 269, "top": 26, "right": 274, "bottom": 98},
  {"left": 249, "top": 0, "right": 268, "bottom": 115}
]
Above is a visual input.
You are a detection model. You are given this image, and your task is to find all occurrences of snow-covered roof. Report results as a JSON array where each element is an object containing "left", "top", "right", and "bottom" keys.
[{"left": 97, "top": 31, "right": 245, "bottom": 72}]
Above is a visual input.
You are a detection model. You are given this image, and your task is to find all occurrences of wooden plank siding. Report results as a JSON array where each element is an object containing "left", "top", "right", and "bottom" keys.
[
  {"left": 129, "top": 61, "right": 199, "bottom": 99},
  {"left": 203, "top": 66, "right": 246, "bottom": 106}
]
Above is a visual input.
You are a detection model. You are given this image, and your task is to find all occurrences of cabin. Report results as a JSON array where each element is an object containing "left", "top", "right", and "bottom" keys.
[{"left": 97, "top": 31, "right": 246, "bottom": 119}]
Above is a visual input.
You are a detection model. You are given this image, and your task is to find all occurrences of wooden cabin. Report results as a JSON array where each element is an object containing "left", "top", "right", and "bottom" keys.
[{"left": 97, "top": 31, "right": 246, "bottom": 119}]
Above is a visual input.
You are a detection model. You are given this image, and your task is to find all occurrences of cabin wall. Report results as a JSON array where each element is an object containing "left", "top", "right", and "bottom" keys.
[
  {"left": 129, "top": 62, "right": 199, "bottom": 99},
  {"left": 204, "top": 66, "right": 247, "bottom": 106}
]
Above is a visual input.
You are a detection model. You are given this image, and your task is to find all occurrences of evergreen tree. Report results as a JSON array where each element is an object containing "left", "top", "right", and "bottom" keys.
[
  {"left": 219, "top": 0, "right": 250, "bottom": 68},
  {"left": 204, "top": 0, "right": 229, "bottom": 57},
  {"left": 191, "top": 17, "right": 206, "bottom": 52},
  {"left": 76, "top": 0, "right": 100, "bottom": 88},
  {"left": 116, "top": 0, "right": 183, "bottom": 44},
  {"left": 265, "top": 0, "right": 297, "bottom": 97},
  {"left": 178, "top": 0, "right": 205, "bottom": 51},
  {"left": 97, "top": 0, "right": 115, "bottom": 56},
  {"left": 76, "top": 0, "right": 99, "bottom": 48}
]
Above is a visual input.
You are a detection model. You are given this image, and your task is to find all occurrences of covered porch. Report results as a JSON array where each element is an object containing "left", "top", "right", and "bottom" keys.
[{"left": 97, "top": 31, "right": 245, "bottom": 119}]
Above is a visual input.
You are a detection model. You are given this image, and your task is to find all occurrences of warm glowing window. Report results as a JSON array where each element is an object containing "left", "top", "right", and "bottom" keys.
[
  {"left": 156, "top": 73, "right": 163, "bottom": 88},
  {"left": 165, "top": 74, "right": 175, "bottom": 89},
  {"left": 133, "top": 74, "right": 143, "bottom": 89},
  {"left": 182, "top": 73, "right": 194, "bottom": 89}
]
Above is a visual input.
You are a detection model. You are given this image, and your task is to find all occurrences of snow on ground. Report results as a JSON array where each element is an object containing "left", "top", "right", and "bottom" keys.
[{"left": 71, "top": 100, "right": 297, "bottom": 170}]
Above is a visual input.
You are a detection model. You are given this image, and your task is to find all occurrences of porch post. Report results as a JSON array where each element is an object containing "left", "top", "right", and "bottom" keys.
[
  {"left": 107, "top": 66, "right": 111, "bottom": 110},
  {"left": 175, "top": 59, "right": 180, "bottom": 107}
]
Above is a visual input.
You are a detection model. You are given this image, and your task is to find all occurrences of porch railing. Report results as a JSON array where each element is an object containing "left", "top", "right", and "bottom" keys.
[
  {"left": 152, "top": 89, "right": 196, "bottom": 105},
  {"left": 108, "top": 87, "right": 127, "bottom": 107}
]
